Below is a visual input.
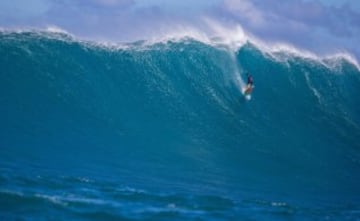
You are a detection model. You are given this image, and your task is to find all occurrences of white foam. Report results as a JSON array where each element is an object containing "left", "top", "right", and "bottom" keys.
[
  {"left": 149, "top": 19, "right": 360, "bottom": 71},
  {"left": 0, "top": 26, "right": 65, "bottom": 35},
  {"left": 203, "top": 18, "right": 248, "bottom": 50},
  {"left": 1, "top": 23, "right": 359, "bottom": 71},
  {"left": 45, "top": 25, "right": 70, "bottom": 35},
  {"left": 146, "top": 24, "right": 211, "bottom": 46},
  {"left": 35, "top": 192, "right": 123, "bottom": 208},
  {"left": 227, "top": 52, "right": 246, "bottom": 96},
  {"left": 130, "top": 18, "right": 360, "bottom": 71},
  {"left": 0, "top": 26, "right": 133, "bottom": 51},
  {"left": 255, "top": 41, "right": 360, "bottom": 71},
  {"left": 35, "top": 194, "right": 68, "bottom": 206},
  {"left": 304, "top": 72, "right": 323, "bottom": 105},
  {"left": 271, "top": 201, "right": 288, "bottom": 207},
  {"left": 116, "top": 186, "right": 146, "bottom": 194},
  {"left": 76, "top": 176, "right": 92, "bottom": 183},
  {"left": 0, "top": 189, "right": 24, "bottom": 197},
  {"left": 127, "top": 18, "right": 249, "bottom": 51},
  {"left": 324, "top": 52, "right": 360, "bottom": 70}
]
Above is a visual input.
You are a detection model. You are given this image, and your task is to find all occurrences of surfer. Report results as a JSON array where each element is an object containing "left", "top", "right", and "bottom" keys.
[
  {"left": 244, "top": 73, "right": 254, "bottom": 95},
  {"left": 246, "top": 73, "right": 253, "bottom": 87}
]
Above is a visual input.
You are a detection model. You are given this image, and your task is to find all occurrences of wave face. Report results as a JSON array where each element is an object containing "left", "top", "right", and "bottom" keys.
[{"left": 1, "top": 31, "right": 360, "bottom": 220}]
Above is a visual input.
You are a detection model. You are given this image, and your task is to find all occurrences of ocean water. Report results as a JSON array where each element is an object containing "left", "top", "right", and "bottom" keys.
[{"left": 0, "top": 30, "right": 360, "bottom": 220}]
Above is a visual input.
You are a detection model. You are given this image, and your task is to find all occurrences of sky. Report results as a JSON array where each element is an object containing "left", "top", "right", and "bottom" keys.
[{"left": 0, "top": 0, "right": 360, "bottom": 59}]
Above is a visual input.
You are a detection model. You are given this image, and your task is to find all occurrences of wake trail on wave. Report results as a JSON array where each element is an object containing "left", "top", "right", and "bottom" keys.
[{"left": 229, "top": 52, "right": 247, "bottom": 94}]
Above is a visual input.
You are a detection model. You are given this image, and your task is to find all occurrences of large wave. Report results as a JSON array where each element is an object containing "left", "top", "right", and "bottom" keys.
[{"left": 1, "top": 29, "right": 360, "bottom": 219}]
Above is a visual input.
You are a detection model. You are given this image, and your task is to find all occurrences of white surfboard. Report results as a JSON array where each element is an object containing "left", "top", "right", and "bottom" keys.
[{"left": 242, "top": 85, "right": 254, "bottom": 101}]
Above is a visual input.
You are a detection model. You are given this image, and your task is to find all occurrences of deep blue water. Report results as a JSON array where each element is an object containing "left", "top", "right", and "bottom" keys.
[{"left": 1, "top": 31, "right": 360, "bottom": 220}]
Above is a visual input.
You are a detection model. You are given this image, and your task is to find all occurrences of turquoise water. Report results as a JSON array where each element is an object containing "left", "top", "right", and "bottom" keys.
[{"left": 0, "top": 31, "right": 360, "bottom": 220}]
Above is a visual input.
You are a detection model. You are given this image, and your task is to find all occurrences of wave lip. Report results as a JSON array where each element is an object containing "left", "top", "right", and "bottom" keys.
[{"left": 1, "top": 22, "right": 358, "bottom": 70}]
